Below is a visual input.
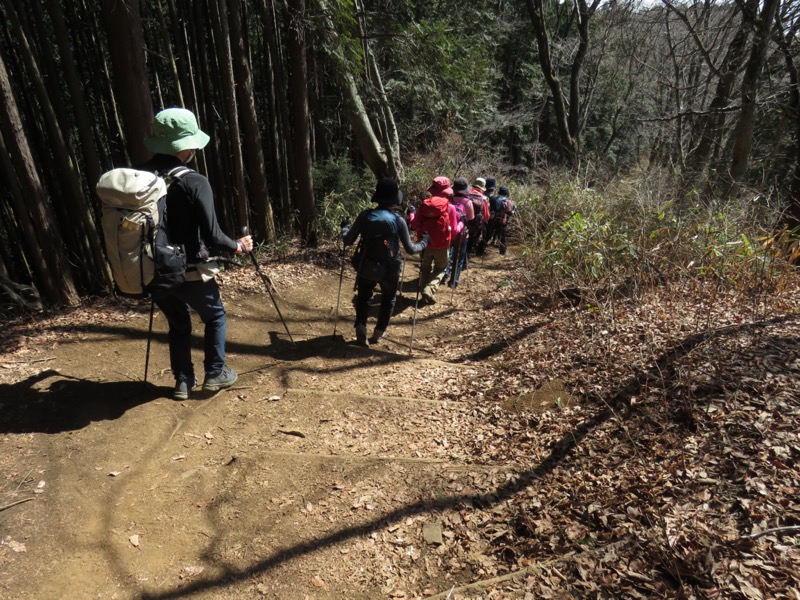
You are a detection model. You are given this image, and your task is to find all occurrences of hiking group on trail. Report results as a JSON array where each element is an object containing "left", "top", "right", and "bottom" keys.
[
  {"left": 98, "top": 105, "right": 514, "bottom": 396},
  {"left": 343, "top": 174, "right": 514, "bottom": 348}
]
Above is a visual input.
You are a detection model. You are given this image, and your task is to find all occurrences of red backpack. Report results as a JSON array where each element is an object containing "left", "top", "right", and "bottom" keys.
[{"left": 417, "top": 196, "right": 451, "bottom": 248}]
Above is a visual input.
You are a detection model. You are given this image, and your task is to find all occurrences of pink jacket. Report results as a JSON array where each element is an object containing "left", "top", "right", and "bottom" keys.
[{"left": 450, "top": 194, "right": 475, "bottom": 223}]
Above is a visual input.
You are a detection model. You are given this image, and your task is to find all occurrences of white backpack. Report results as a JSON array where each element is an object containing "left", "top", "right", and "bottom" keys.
[{"left": 96, "top": 166, "right": 190, "bottom": 296}]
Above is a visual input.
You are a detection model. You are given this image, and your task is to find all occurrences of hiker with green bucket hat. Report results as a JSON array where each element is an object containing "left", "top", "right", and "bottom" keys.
[{"left": 140, "top": 108, "right": 253, "bottom": 399}]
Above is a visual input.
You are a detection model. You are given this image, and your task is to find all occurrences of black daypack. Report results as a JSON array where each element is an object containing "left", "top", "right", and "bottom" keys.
[
  {"left": 97, "top": 166, "right": 192, "bottom": 297},
  {"left": 352, "top": 209, "right": 399, "bottom": 282}
]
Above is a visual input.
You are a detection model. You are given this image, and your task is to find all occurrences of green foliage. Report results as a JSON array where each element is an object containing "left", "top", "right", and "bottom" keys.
[
  {"left": 313, "top": 158, "right": 375, "bottom": 240},
  {"left": 540, "top": 211, "right": 640, "bottom": 283},
  {"left": 256, "top": 236, "right": 293, "bottom": 262},
  {"left": 514, "top": 170, "right": 795, "bottom": 302},
  {"left": 382, "top": 20, "right": 497, "bottom": 151}
]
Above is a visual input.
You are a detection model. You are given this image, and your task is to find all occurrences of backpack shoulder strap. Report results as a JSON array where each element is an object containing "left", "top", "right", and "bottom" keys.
[{"left": 164, "top": 166, "right": 193, "bottom": 183}]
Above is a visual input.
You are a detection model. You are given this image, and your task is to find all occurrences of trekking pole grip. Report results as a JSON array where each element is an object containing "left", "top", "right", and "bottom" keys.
[{"left": 240, "top": 226, "right": 258, "bottom": 267}]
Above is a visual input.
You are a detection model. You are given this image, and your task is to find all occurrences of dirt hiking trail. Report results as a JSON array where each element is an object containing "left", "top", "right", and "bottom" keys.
[{"left": 1, "top": 249, "right": 538, "bottom": 599}]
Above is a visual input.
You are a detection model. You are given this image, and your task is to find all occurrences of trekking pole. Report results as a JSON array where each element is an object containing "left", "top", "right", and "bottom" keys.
[
  {"left": 397, "top": 256, "right": 405, "bottom": 298},
  {"left": 332, "top": 238, "right": 347, "bottom": 337},
  {"left": 409, "top": 269, "right": 422, "bottom": 356},
  {"left": 142, "top": 298, "right": 155, "bottom": 393},
  {"left": 451, "top": 232, "right": 464, "bottom": 303},
  {"left": 240, "top": 226, "right": 295, "bottom": 345}
]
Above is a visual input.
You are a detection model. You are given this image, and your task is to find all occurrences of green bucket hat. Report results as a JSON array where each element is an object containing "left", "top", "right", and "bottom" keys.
[{"left": 144, "top": 108, "right": 210, "bottom": 155}]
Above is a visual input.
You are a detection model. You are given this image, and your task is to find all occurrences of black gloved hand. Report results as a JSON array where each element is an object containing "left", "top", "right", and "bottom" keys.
[
  {"left": 340, "top": 217, "right": 351, "bottom": 228},
  {"left": 421, "top": 232, "right": 431, "bottom": 246}
]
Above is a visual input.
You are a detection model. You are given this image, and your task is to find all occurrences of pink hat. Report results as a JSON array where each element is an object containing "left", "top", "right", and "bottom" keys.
[{"left": 427, "top": 176, "right": 453, "bottom": 196}]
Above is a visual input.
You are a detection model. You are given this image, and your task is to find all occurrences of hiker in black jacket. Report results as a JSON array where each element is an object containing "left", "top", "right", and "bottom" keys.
[
  {"left": 141, "top": 108, "right": 252, "bottom": 399},
  {"left": 342, "top": 178, "right": 428, "bottom": 347}
]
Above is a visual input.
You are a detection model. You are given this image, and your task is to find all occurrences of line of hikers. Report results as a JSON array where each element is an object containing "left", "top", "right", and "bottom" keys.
[
  {"left": 342, "top": 175, "right": 515, "bottom": 347},
  {"left": 101, "top": 107, "right": 515, "bottom": 395}
]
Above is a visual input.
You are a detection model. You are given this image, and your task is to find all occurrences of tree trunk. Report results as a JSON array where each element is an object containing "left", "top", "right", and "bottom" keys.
[
  {"left": 523, "top": 0, "right": 579, "bottom": 164},
  {"left": 99, "top": 0, "right": 153, "bottom": 165},
  {"left": 0, "top": 51, "right": 79, "bottom": 306},
  {"left": 684, "top": 2, "right": 751, "bottom": 176},
  {"left": 229, "top": 0, "right": 276, "bottom": 242},
  {"left": 286, "top": 0, "right": 317, "bottom": 246},
  {"left": 45, "top": 0, "right": 103, "bottom": 190},
  {"left": 5, "top": 0, "right": 111, "bottom": 293},
  {"left": 211, "top": 0, "right": 249, "bottom": 232},
  {"left": 355, "top": 0, "right": 401, "bottom": 177},
  {"left": 260, "top": 0, "right": 295, "bottom": 228},
  {"left": 774, "top": 5, "right": 800, "bottom": 226},
  {"left": 312, "top": 0, "right": 390, "bottom": 179},
  {"left": 728, "top": 0, "right": 780, "bottom": 190}
]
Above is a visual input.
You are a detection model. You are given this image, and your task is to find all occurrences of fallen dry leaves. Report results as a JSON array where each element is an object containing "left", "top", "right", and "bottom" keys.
[{"left": 1, "top": 243, "right": 798, "bottom": 599}]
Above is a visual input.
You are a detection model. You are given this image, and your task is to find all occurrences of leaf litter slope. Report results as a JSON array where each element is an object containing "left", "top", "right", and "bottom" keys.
[{"left": 0, "top": 244, "right": 798, "bottom": 599}]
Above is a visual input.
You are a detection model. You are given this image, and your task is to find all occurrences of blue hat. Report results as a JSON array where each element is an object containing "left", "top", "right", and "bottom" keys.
[
  {"left": 485, "top": 178, "right": 497, "bottom": 191},
  {"left": 499, "top": 185, "right": 509, "bottom": 196}
]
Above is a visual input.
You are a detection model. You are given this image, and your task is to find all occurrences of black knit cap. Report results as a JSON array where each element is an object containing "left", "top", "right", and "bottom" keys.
[
  {"left": 485, "top": 177, "right": 497, "bottom": 191},
  {"left": 371, "top": 177, "right": 403, "bottom": 207},
  {"left": 452, "top": 177, "right": 470, "bottom": 196}
]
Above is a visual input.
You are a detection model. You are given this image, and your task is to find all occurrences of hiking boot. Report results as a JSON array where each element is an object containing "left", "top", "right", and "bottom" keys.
[
  {"left": 421, "top": 292, "right": 436, "bottom": 305},
  {"left": 355, "top": 324, "right": 369, "bottom": 347},
  {"left": 202, "top": 367, "right": 238, "bottom": 392},
  {"left": 369, "top": 329, "right": 385, "bottom": 345},
  {"left": 173, "top": 376, "right": 197, "bottom": 400}
]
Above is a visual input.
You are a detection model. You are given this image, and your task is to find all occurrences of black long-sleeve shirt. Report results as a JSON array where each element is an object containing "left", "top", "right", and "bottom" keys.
[{"left": 139, "top": 154, "right": 238, "bottom": 264}]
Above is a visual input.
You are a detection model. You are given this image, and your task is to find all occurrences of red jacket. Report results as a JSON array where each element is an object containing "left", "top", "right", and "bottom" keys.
[{"left": 409, "top": 197, "right": 461, "bottom": 249}]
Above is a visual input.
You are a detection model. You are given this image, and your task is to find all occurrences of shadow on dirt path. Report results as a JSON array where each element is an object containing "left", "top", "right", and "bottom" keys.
[
  {"left": 135, "top": 312, "right": 792, "bottom": 599},
  {"left": 0, "top": 369, "right": 166, "bottom": 433},
  {"left": 0, "top": 250, "right": 542, "bottom": 599}
]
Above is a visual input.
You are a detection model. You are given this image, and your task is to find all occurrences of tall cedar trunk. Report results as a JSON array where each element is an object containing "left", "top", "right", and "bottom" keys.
[
  {"left": 189, "top": 0, "right": 211, "bottom": 178},
  {"left": 100, "top": 0, "right": 153, "bottom": 165},
  {"left": 286, "top": 0, "right": 316, "bottom": 245},
  {"left": 6, "top": 0, "right": 110, "bottom": 293},
  {"left": 45, "top": 0, "right": 103, "bottom": 189},
  {"left": 154, "top": 0, "right": 185, "bottom": 106},
  {"left": 0, "top": 132, "right": 50, "bottom": 288},
  {"left": 0, "top": 51, "right": 79, "bottom": 306},
  {"left": 168, "top": 0, "right": 199, "bottom": 126},
  {"left": 0, "top": 185, "right": 25, "bottom": 281},
  {"left": 73, "top": 0, "right": 126, "bottom": 167},
  {"left": 260, "top": 0, "right": 293, "bottom": 228},
  {"left": 190, "top": 0, "right": 227, "bottom": 229},
  {"left": 728, "top": 0, "right": 780, "bottom": 189},
  {"left": 230, "top": 0, "right": 276, "bottom": 242},
  {"left": 211, "top": 0, "right": 249, "bottom": 232},
  {"left": 313, "top": 0, "right": 390, "bottom": 179},
  {"left": 308, "top": 49, "right": 331, "bottom": 161}
]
